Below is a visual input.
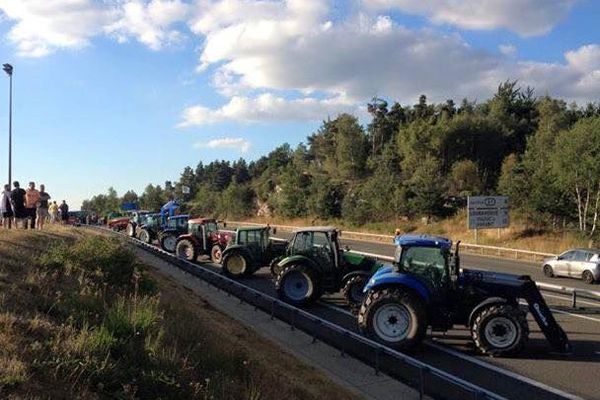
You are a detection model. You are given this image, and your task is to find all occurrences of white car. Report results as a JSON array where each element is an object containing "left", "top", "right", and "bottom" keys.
[{"left": 542, "top": 249, "right": 600, "bottom": 284}]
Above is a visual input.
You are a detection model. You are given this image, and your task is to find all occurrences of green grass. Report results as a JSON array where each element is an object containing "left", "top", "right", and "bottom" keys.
[{"left": 0, "top": 227, "right": 359, "bottom": 400}]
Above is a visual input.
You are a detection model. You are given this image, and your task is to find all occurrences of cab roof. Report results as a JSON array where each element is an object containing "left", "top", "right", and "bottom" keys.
[
  {"left": 396, "top": 234, "right": 452, "bottom": 250},
  {"left": 294, "top": 226, "right": 337, "bottom": 233},
  {"left": 189, "top": 217, "right": 217, "bottom": 224},
  {"left": 168, "top": 214, "right": 189, "bottom": 220}
]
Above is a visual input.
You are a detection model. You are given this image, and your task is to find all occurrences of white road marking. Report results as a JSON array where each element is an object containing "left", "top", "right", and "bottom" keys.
[
  {"left": 425, "top": 341, "right": 585, "bottom": 400},
  {"left": 318, "top": 300, "right": 585, "bottom": 400}
]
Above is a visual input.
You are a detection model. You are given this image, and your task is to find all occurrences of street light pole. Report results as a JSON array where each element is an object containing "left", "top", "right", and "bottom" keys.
[{"left": 3, "top": 63, "right": 13, "bottom": 186}]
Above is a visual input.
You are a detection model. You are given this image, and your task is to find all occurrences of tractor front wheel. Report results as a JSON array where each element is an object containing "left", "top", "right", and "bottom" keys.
[
  {"left": 275, "top": 264, "right": 320, "bottom": 306},
  {"left": 222, "top": 252, "right": 249, "bottom": 278},
  {"left": 358, "top": 289, "right": 427, "bottom": 350},
  {"left": 342, "top": 275, "right": 369, "bottom": 312},
  {"left": 126, "top": 222, "right": 136, "bottom": 237},
  {"left": 211, "top": 245, "right": 224, "bottom": 264},
  {"left": 471, "top": 304, "right": 528, "bottom": 356},
  {"left": 176, "top": 239, "right": 197, "bottom": 261},
  {"left": 138, "top": 229, "right": 151, "bottom": 244},
  {"left": 160, "top": 234, "right": 178, "bottom": 253}
]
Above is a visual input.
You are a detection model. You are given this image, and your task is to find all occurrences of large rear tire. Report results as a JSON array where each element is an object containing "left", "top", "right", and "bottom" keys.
[
  {"left": 138, "top": 229, "right": 151, "bottom": 244},
  {"left": 222, "top": 251, "right": 249, "bottom": 278},
  {"left": 211, "top": 245, "right": 224, "bottom": 264},
  {"left": 342, "top": 275, "right": 369, "bottom": 312},
  {"left": 358, "top": 289, "right": 427, "bottom": 350},
  {"left": 126, "top": 222, "right": 136, "bottom": 237},
  {"left": 471, "top": 304, "right": 528, "bottom": 357},
  {"left": 275, "top": 264, "right": 320, "bottom": 306},
  {"left": 160, "top": 234, "right": 178, "bottom": 253},
  {"left": 176, "top": 239, "right": 197, "bottom": 261}
]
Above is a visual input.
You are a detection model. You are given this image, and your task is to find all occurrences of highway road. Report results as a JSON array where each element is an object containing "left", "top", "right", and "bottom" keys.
[{"left": 219, "top": 226, "right": 600, "bottom": 399}]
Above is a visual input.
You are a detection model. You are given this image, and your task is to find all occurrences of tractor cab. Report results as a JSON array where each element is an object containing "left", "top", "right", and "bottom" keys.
[
  {"left": 287, "top": 227, "right": 341, "bottom": 272},
  {"left": 188, "top": 218, "right": 219, "bottom": 246},
  {"left": 392, "top": 235, "right": 455, "bottom": 295},
  {"left": 221, "top": 226, "right": 287, "bottom": 278}
]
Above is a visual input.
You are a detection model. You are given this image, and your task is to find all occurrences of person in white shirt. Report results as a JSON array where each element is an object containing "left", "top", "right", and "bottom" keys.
[{"left": 1, "top": 184, "right": 13, "bottom": 229}]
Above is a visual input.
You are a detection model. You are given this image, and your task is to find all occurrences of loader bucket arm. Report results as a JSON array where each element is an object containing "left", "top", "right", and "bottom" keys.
[{"left": 522, "top": 280, "right": 571, "bottom": 352}]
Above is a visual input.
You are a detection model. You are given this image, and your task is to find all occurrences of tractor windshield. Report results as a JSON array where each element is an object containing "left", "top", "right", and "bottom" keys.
[
  {"left": 399, "top": 246, "right": 448, "bottom": 287},
  {"left": 205, "top": 221, "right": 218, "bottom": 234},
  {"left": 291, "top": 231, "right": 334, "bottom": 268},
  {"left": 189, "top": 222, "right": 200, "bottom": 235},
  {"left": 238, "top": 229, "right": 267, "bottom": 248}
]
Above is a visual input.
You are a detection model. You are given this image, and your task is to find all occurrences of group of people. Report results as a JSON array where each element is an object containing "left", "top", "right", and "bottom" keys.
[{"left": 0, "top": 181, "right": 69, "bottom": 230}]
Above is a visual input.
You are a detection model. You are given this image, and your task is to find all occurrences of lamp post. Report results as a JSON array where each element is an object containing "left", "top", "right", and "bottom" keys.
[{"left": 3, "top": 63, "right": 13, "bottom": 186}]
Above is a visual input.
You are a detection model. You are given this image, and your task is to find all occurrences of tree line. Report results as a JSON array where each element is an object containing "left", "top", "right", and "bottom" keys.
[{"left": 82, "top": 81, "right": 600, "bottom": 236}]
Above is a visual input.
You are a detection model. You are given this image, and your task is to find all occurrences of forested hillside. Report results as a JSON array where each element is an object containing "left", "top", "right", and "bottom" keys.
[{"left": 83, "top": 82, "right": 600, "bottom": 236}]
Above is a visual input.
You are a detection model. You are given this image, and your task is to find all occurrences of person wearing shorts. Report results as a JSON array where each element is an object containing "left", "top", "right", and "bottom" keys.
[
  {"left": 36, "top": 184, "right": 51, "bottom": 230},
  {"left": 10, "top": 181, "right": 27, "bottom": 229},
  {"left": 25, "top": 182, "right": 41, "bottom": 230},
  {"left": 1, "top": 184, "right": 13, "bottom": 229}
]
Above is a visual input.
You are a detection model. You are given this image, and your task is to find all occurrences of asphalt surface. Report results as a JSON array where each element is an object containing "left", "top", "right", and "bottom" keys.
[{"left": 122, "top": 221, "right": 599, "bottom": 400}]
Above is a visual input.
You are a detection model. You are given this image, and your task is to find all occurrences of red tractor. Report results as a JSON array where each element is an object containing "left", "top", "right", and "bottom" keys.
[{"left": 174, "top": 218, "right": 233, "bottom": 263}]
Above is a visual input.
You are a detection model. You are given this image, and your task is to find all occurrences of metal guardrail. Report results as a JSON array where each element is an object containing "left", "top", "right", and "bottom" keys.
[
  {"left": 227, "top": 221, "right": 556, "bottom": 262},
  {"left": 90, "top": 225, "right": 503, "bottom": 400}
]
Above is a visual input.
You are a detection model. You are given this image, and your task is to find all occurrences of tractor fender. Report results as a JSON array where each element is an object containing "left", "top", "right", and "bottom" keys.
[
  {"left": 341, "top": 270, "right": 372, "bottom": 286},
  {"left": 176, "top": 233, "right": 196, "bottom": 245},
  {"left": 363, "top": 269, "right": 431, "bottom": 304},
  {"left": 222, "top": 245, "right": 254, "bottom": 264},
  {"left": 468, "top": 297, "right": 516, "bottom": 327},
  {"left": 277, "top": 255, "right": 321, "bottom": 274}
]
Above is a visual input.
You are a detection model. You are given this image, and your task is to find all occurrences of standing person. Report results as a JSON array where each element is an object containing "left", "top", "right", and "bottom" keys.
[
  {"left": 393, "top": 229, "right": 402, "bottom": 246},
  {"left": 10, "top": 181, "right": 26, "bottom": 229},
  {"left": 1, "top": 184, "right": 13, "bottom": 229},
  {"left": 59, "top": 200, "right": 69, "bottom": 224},
  {"left": 25, "top": 182, "right": 41, "bottom": 230},
  {"left": 36, "top": 184, "right": 51, "bottom": 230},
  {"left": 49, "top": 201, "right": 59, "bottom": 223}
]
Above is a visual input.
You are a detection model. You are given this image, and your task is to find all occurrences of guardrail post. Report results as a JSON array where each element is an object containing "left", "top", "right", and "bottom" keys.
[
  {"left": 472, "top": 390, "right": 484, "bottom": 400},
  {"left": 291, "top": 309, "right": 297, "bottom": 331},
  {"left": 374, "top": 348, "right": 381, "bottom": 375},
  {"left": 270, "top": 301, "right": 276, "bottom": 320},
  {"left": 572, "top": 290, "right": 577, "bottom": 308},
  {"left": 312, "top": 320, "right": 320, "bottom": 344},
  {"left": 419, "top": 366, "right": 429, "bottom": 400}
]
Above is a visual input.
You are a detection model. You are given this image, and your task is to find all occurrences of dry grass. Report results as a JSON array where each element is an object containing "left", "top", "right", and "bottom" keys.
[
  {"left": 0, "top": 225, "right": 360, "bottom": 400},
  {"left": 243, "top": 210, "right": 592, "bottom": 254}
]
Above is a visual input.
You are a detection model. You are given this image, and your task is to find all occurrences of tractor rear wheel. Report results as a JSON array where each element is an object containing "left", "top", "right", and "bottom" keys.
[
  {"left": 126, "top": 222, "right": 136, "bottom": 237},
  {"left": 222, "top": 251, "right": 249, "bottom": 278},
  {"left": 275, "top": 264, "right": 320, "bottom": 306},
  {"left": 471, "top": 304, "right": 528, "bottom": 356},
  {"left": 342, "top": 275, "right": 369, "bottom": 312},
  {"left": 211, "top": 245, "right": 224, "bottom": 264},
  {"left": 358, "top": 289, "right": 427, "bottom": 350},
  {"left": 176, "top": 239, "right": 197, "bottom": 261},
  {"left": 160, "top": 234, "right": 178, "bottom": 253},
  {"left": 138, "top": 229, "right": 151, "bottom": 244}
]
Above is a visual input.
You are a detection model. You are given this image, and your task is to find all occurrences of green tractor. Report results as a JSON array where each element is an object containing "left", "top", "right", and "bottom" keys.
[
  {"left": 221, "top": 226, "right": 288, "bottom": 278},
  {"left": 273, "top": 227, "right": 384, "bottom": 306}
]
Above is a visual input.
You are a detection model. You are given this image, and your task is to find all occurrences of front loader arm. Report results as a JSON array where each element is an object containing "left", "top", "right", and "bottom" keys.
[{"left": 522, "top": 280, "right": 571, "bottom": 353}]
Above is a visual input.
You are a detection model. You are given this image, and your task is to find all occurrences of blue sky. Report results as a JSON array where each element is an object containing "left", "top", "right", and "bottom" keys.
[{"left": 0, "top": 0, "right": 599, "bottom": 208}]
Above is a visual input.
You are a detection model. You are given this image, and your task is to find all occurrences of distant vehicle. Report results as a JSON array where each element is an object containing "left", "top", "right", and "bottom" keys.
[
  {"left": 67, "top": 211, "right": 86, "bottom": 226},
  {"left": 542, "top": 249, "right": 599, "bottom": 284}
]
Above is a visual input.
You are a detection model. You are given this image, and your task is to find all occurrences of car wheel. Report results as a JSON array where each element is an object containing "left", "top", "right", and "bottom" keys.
[
  {"left": 582, "top": 270, "right": 595, "bottom": 284},
  {"left": 543, "top": 265, "right": 554, "bottom": 278}
]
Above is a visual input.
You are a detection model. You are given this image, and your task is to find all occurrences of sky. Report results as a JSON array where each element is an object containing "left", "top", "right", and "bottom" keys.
[{"left": 0, "top": 0, "right": 599, "bottom": 209}]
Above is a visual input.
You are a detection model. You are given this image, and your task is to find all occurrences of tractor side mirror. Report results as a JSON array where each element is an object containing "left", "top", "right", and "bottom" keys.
[
  {"left": 272, "top": 227, "right": 277, "bottom": 235},
  {"left": 223, "top": 221, "right": 227, "bottom": 228},
  {"left": 344, "top": 245, "right": 350, "bottom": 251}
]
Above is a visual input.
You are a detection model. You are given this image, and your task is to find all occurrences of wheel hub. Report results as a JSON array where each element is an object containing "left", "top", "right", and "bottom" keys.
[
  {"left": 283, "top": 271, "right": 312, "bottom": 301},
  {"left": 372, "top": 304, "right": 410, "bottom": 342},
  {"left": 484, "top": 317, "right": 517, "bottom": 349}
]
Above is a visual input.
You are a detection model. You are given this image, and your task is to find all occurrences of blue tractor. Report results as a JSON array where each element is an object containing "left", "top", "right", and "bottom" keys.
[{"left": 358, "top": 235, "right": 571, "bottom": 356}]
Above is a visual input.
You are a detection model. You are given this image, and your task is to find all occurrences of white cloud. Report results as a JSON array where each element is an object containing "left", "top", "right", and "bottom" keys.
[
  {"left": 362, "top": 0, "right": 577, "bottom": 36},
  {"left": 0, "top": 0, "right": 114, "bottom": 57},
  {"left": 499, "top": 44, "right": 517, "bottom": 58},
  {"left": 106, "top": 0, "right": 190, "bottom": 50},
  {"left": 194, "top": 137, "right": 251, "bottom": 153},
  {"left": 178, "top": 93, "right": 360, "bottom": 127}
]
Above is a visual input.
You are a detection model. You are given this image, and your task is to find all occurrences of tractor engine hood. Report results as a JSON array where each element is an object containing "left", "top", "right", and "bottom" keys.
[{"left": 460, "top": 268, "right": 532, "bottom": 287}]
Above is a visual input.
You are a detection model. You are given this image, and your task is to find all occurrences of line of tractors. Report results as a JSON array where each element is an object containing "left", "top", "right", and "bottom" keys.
[{"left": 107, "top": 205, "right": 571, "bottom": 358}]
